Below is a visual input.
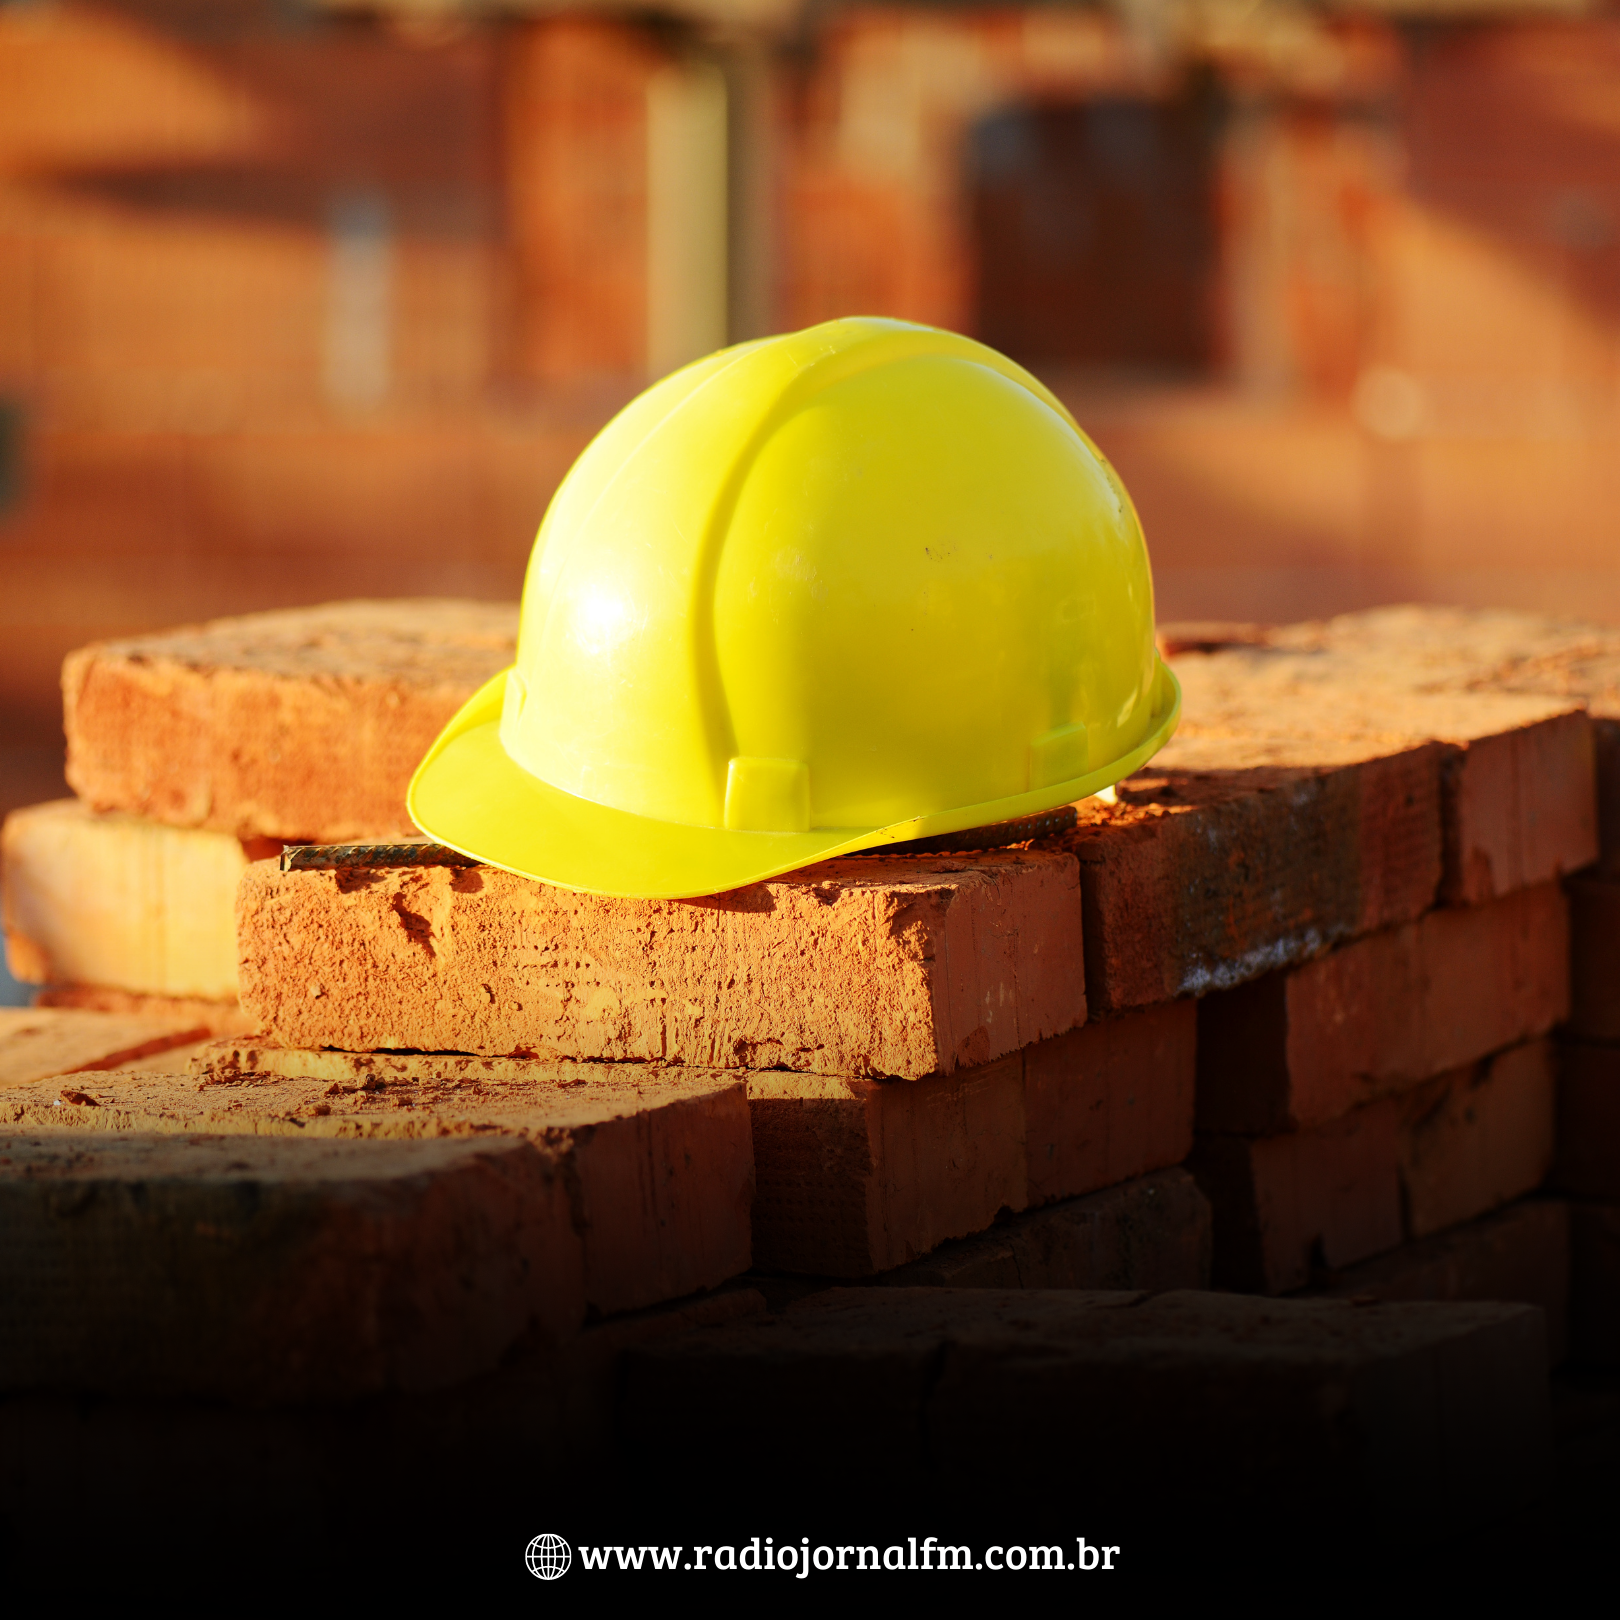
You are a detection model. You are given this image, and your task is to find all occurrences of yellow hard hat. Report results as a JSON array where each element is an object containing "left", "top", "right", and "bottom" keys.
[{"left": 409, "top": 317, "right": 1179, "bottom": 899}]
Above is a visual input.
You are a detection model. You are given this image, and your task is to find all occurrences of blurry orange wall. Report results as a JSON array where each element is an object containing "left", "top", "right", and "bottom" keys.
[{"left": 3, "top": 1, "right": 1620, "bottom": 808}]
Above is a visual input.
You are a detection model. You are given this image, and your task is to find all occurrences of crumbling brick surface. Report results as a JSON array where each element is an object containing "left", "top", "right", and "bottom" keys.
[
  {"left": 238, "top": 850, "right": 1086, "bottom": 1079},
  {"left": 6, "top": 1048, "right": 753, "bottom": 1317},
  {"left": 63, "top": 600, "right": 517, "bottom": 842},
  {"left": 0, "top": 1007, "right": 211, "bottom": 1086},
  {"left": 0, "top": 1130, "right": 584, "bottom": 1402},
  {"left": 1568, "top": 874, "right": 1620, "bottom": 1042},
  {"left": 746, "top": 1005, "right": 1194, "bottom": 1277},
  {"left": 1052, "top": 615, "right": 1597, "bottom": 1012},
  {"left": 619, "top": 1289, "right": 1549, "bottom": 1524},
  {"left": 1197, "top": 882, "right": 1571, "bottom": 1133},
  {"left": 1300, "top": 1198, "right": 1569, "bottom": 1365},
  {"left": 877, "top": 1167, "right": 1210, "bottom": 1292},
  {"left": 1053, "top": 753, "right": 1445, "bottom": 1013}
]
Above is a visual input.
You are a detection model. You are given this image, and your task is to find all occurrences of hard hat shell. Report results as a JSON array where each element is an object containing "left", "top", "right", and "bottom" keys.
[{"left": 410, "top": 317, "right": 1179, "bottom": 899}]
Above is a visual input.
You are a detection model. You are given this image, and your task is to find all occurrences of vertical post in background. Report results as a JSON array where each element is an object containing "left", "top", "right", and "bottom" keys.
[
  {"left": 722, "top": 35, "right": 776, "bottom": 347},
  {"left": 325, "top": 189, "right": 393, "bottom": 410},
  {"left": 1220, "top": 100, "right": 1295, "bottom": 399},
  {"left": 646, "top": 57, "right": 728, "bottom": 379}
]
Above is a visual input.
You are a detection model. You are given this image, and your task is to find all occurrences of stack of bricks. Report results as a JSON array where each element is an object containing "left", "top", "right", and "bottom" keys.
[
  {"left": 1292, "top": 609, "right": 1620, "bottom": 1365},
  {"left": 0, "top": 600, "right": 763, "bottom": 1396},
  {"left": 1, "top": 599, "right": 517, "bottom": 1045},
  {"left": 6, "top": 596, "right": 1613, "bottom": 1542},
  {"left": 231, "top": 841, "right": 1209, "bottom": 1294},
  {"left": 2, "top": 597, "right": 1614, "bottom": 1495},
  {"left": 1105, "top": 609, "right": 1616, "bottom": 1368}
]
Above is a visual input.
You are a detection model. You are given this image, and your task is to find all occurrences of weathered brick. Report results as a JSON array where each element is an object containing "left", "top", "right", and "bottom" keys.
[
  {"left": 63, "top": 600, "right": 517, "bottom": 842},
  {"left": 878, "top": 1167, "right": 1210, "bottom": 1291},
  {"left": 4, "top": 1047, "right": 753, "bottom": 1317},
  {"left": 620, "top": 1289, "right": 1549, "bottom": 1527},
  {"left": 0, "top": 1007, "right": 210, "bottom": 1087},
  {"left": 0, "top": 1130, "right": 584, "bottom": 1402},
  {"left": 1568, "top": 874, "right": 1620, "bottom": 1042},
  {"left": 1267, "top": 604, "right": 1616, "bottom": 874},
  {"left": 3, "top": 799, "right": 262, "bottom": 999},
  {"left": 1556, "top": 1040, "right": 1620, "bottom": 1200},
  {"left": 1056, "top": 752, "right": 1444, "bottom": 1013},
  {"left": 1164, "top": 632, "right": 1596, "bottom": 890},
  {"left": 1303, "top": 1197, "right": 1569, "bottom": 1365},
  {"left": 238, "top": 849, "right": 1086, "bottom": 1079},
  {"left": 1058, "top": 632, "right": 1594, "bottom": 1016},
  {"left": 747, "top": 1004, "right": 1195, "bottom": 1277},
  {"left": 1056, "top": 677, "right": 1587, "bottom": 1017},
  {"left": 1190, "top": 1102, "right": 1403, "bottom": 1294},
  {"left": 1397, "top": 1040, "right": 1557, "bottom": 1239},
  {"left": 1198, "top": 882, "right": 1570, "bottom": 1133}
]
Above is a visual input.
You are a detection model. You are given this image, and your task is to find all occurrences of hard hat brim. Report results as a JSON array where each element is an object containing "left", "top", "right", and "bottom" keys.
[{"left": 409, "top": 663, "right": 1181, "bottom": 900}]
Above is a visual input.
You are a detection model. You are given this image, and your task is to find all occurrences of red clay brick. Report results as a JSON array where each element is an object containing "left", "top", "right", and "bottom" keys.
[
  {"left": 1057, "top": 751, "right": 1444, "bottom": 1013},
  {"left": 1191, "top": 1101, "right": 1404, "bottom": 1294},
  {"left": 877, "top": 1167, "right": 1210, "bottom": 1292},
  {"left": 747, "top": 1004, "right": 1195, "bottom": 1276},
  {"left": 1059, "top": 616, "right": 1598, "bottom": 1015},
  {"left": 238, "top": 849, "right": 1085, "bottom": 1080},
  {"left": 1568, "top": 874, "right": 1620, "bottom": 1042},
  {"left": 1198, "top": 882, "right": 1570, "bottom": 1133},
  {"left": 0, "top": 1006, "right": 210, "bottom": 1086},
  {"left": 1164, "top": 631, "right": 1597, "bottom": 898},
  {"left": 4, "top": 1049, "right": 753, "bottom": 1318},
  {"left": 1555, "top": 1039, "right": 1620, "bottom": 1200},
  {"left": 1271, "top": 605, "right": 1614, "bottom": 881},
  {"left": 747, "top": 1056, "right": 1027, "bottom": 1276},
  {"left": 1439, "top": 709, "right": 1598, "bottom": 904},
  {"left": 63, "top": 601, "right": 517, "bottom": 842},
  {"left": 3, "top": 798, "right": 255, "bottom": 999},
  {"left": 1196, "top": 1036, "right": 1558, "bottom": 1295},
  {"left": 1023, "top": 1000, "right": 1194, "bottom": 1205},
  {"left": 1397, "top": 1040, "right": 1557, "bottom": 1239},
  {"left": 0, "top": 1130, "right": 585, "bottom": 1403},
  {"left": 1302, "top": 1198, "right": 1569, "bottom": 1365}
]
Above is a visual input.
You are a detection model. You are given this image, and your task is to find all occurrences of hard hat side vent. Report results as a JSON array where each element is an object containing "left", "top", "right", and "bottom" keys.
[{"left": 724, "top": 757, "right": 811, "bottom": 833}]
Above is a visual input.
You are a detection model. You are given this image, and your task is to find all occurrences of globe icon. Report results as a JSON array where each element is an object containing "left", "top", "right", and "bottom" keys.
[{"left": 526, "top": 1533, "right": 571, "bottom": 1581}]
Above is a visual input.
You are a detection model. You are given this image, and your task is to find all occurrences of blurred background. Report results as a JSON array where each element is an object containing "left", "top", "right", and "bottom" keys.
[{"left": 3, "top": 0, "right": 1620, "bottom": 824}]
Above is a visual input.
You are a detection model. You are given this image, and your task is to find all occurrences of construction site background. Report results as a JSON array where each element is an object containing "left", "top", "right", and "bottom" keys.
[{"left": 4, "top": 0, "right": 1620, "bottom": 822}]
